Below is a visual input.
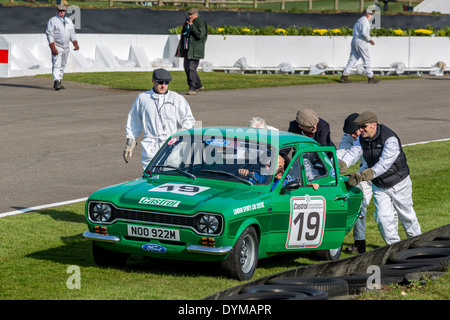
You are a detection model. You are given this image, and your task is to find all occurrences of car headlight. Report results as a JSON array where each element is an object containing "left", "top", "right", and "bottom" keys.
[
  {"left": 90, "top": 203, "right": 112, "bottom": 222},
  {"left": 197, "top": 214, "right": 221, "bottom": 235}
]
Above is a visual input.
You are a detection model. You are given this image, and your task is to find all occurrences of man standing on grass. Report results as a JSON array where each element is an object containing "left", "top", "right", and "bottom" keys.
[{"left": 339, "top": 112, "right": 421, "bottom": 245}]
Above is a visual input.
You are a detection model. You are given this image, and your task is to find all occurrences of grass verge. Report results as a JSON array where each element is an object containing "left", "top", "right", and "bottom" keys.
[
  {"left": 36, "top": 72, "right": 420, "bottom": 92},
  {"left": 0, "top": 140, "right": 448, "bottom": 300}
]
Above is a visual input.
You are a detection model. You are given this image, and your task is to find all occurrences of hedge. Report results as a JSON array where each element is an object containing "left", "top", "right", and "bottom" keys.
[{"left": 169, "top": 25, "right": 450, "bottom": 37}]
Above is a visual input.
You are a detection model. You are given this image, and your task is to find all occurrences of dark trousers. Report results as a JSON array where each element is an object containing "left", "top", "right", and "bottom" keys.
[{"left": 183, "top": 58, "right": 202, "bottom": 91}]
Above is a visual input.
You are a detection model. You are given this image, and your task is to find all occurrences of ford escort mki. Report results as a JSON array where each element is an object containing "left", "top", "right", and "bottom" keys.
[{"left": 83, "top": 127, "right": 362, "bottom": 280}]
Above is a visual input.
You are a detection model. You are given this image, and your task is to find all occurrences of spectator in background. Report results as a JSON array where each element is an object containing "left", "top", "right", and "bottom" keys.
[
  {"left": 175, "top": 8, "right": 208, "bottom": 96},
  {"left": 46, "top": 4, "right": 79, "bottom": 90},
  {"left": 340, "top": 9, "right": 380, "bottom": 84}
]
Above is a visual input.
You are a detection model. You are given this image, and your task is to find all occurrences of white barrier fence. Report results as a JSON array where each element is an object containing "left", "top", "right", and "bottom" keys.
[{"left": 0, "top": 34, "right": 448, "bottom": 77}]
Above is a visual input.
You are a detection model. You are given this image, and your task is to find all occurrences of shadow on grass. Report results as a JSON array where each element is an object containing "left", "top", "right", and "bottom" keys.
[{"left": 26, "top": 233, "right": 320, "bottom": 279}]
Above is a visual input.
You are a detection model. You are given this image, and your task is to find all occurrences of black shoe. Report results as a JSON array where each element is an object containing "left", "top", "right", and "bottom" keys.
[
  {"left": 339, "top": 75, "right": 352, "bottom": 83},
  {"left": 345, "top": 240, "right": 366, "bottom": 254},
  {"left": 53, "top": 80, "right": 61, "bottom": 90},
  {"left": 368, "top": 77, "right": 380, "bottom": 84}
]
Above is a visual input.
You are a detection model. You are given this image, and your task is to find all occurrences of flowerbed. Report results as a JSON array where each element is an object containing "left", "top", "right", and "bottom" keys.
[{"left": 170, "top": 25, "right": 450, "bottom": 37}]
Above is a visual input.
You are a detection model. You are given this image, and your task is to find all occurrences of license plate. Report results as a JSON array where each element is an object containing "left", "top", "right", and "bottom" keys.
[{"left": 127, "top": 225, "right": 180, "bottom": 241}]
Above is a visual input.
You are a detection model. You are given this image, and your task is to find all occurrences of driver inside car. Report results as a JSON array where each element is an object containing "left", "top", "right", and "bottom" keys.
[{"left": 238, "top": 155, "right": 294, "bottom": 191}]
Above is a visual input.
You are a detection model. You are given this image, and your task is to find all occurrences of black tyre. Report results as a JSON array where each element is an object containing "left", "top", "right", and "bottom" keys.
[
  {"left": 267, "top": 276, "right": 349, "bottom": 297},
  {"left": 221, "top": 226, "right": 258, "bottom": 281},
  {"left": 222, "top": 291, "right": 308, "bottom": 300},
  {"left": 380, "top": 262, "right": 445, "bottom": 276},
  {"left": 410, "top": 240, "right": 450, "bottom": 249},
  {"left": 92, "top": 242, "right": 129, "bottom": 267},
  {"left": 241, "top": 284, "right": 328, "bottom": 300},
  {"left": 389, "top": 247, "right": 450, "bottom": 267}
]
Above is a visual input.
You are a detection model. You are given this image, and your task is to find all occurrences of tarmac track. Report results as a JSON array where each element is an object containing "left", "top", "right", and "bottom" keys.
[{"left": 0, "top": 75, "right": 449, "bottom": 214}]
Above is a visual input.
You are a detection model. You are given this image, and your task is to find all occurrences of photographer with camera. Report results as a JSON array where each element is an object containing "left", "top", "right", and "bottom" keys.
[{"left": 175, "top": 8, "right": 208, "bottom": 95}]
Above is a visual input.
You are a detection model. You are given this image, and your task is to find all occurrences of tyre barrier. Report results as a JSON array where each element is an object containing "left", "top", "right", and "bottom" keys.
[{"left": 204, "top": 225, "right": 450, "bottom": 300}]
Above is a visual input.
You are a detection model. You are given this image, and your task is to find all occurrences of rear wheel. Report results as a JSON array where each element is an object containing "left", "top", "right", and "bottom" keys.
[
  {"left": 311, "top": 245, "right": 342, "bottom": 261},
  {"left": 222, "top": 226, "right": 259, "bottom": 281}
]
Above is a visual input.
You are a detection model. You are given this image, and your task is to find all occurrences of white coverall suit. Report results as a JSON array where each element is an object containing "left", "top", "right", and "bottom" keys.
[
  {"left": 46, "top": 15, "right": 77, "bottom": 82},
  {"left": 126, "top": 89, "right": 195, "bottom": 169},
  {"left": 340, "top": 136, "right": 421, "bottom": 245},
  {"left": 343, "top": 16, "right": 374, "bottom": 78},
  {"left": 337, "top": 134, "right": 373, "bottom": 241}
]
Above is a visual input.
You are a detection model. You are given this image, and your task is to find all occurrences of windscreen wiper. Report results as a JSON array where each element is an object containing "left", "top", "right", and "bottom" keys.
[
  {"left": 201, "top": 169, "right": 252, "bottom": 186},
  {"left": 153, "top": 165, "right": 196, "bottom": 180}
]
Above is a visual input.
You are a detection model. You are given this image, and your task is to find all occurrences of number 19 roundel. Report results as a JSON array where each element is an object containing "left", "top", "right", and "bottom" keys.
[{"left": 286, "top": 196, "right": 326, "bottom": 249}]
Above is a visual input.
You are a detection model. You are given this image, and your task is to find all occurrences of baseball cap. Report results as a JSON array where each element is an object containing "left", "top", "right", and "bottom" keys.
[{"left": 57, "top": 4, "right": 67, "bottom": 11}]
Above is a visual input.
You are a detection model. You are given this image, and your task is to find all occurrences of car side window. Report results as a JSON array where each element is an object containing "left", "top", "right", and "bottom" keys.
[{"left": 301, "top": 152, "right": 327, "bottom": 182}]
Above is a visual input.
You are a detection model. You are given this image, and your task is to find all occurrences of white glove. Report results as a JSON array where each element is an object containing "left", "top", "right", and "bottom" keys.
[{"left": 123, "top": 138, "right": 137, "bottom": 163}]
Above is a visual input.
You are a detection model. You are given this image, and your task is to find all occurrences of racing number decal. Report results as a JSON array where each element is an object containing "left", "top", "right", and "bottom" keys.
[
  {"left": 150, "top": 183, "right": 209, "bottom": 196},
  {"left": 286, "top": 196, "right": 326, "bottom": 249}
]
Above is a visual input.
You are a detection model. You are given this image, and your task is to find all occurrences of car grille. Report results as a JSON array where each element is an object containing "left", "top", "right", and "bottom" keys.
[{"left": 112, "top": 207, "right": 197, "bottom": 228}]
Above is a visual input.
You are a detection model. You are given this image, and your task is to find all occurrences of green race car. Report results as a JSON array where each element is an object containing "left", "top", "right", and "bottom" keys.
[{"left": 83, "top": 127, "right": 362, "bottom": 280}]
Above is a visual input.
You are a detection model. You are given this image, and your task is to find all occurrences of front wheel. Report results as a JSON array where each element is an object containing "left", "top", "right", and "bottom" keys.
[{"left": 221, "top": 226, "right": 259, "bottom": 281}]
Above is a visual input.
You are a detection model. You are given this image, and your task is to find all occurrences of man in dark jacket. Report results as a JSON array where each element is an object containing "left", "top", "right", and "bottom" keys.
[
  {"left": 177, "top": 8, "right": 208, "bottom": 95},
  {"left": 288, "top": 108, "right": 335, "bottom": 148},
  {"left": 339, "top": 111, "right": 421, "bottom": 245}
]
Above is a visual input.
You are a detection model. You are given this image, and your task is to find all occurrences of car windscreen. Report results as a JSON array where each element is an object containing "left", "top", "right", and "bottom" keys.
[{"left": 147, "top": 134, "right": 277, "bottom": 186}]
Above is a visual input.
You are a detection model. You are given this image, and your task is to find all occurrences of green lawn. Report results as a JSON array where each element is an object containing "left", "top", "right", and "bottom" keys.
[
  {"left": 0, "top": 140, "right": 448, "bottom": 300},
  {"left": 36, "top": 72, "right": 420, "bottom": 92}
]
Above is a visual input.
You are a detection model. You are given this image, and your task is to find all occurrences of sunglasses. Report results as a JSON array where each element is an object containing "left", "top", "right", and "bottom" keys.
[
  {"left": 359, "top": 123, "right": 371, "bottom": 129},
  {"left": 156, "top": 80, "right": 169, "bottom": 85},
  {"left": 58, "top": 10, "right": 66, "bottom": 12}
]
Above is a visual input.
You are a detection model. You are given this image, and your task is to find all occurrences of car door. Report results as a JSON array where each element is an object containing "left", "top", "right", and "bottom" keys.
[{"left": 267, "top": 146, "right": 349, "bottom": 254}]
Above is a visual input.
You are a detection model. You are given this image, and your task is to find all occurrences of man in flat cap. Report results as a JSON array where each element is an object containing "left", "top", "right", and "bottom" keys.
[
  {"left": 46, "top": 4, "right": 79, "bottom": 90},
  {"left": 123, "top": 68, "right": 195, "bottom": 169},
  {"left": 339, "top": 9, "right": 380, "bottom": 84},
  {"left": 175, "top": 8, "right": 208, "bottom": 95},
  {"left": 339, "top": 111, "right": 421, "bottom": 245},
  {"left": 288, "top": 108, "right": 335, "bottom": 148},
  {"left": 336, "top": 113, "right": 372, "bottom": 253}
]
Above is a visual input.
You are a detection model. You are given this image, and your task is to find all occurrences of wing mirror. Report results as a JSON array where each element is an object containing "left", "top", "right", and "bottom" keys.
[{"left": 280, "top": 180, "right": 300, "bottom": 194}]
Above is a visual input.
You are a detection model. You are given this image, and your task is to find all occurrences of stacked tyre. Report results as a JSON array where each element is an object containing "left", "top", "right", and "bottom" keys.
[
  {"left": 220, "top": 236, "right": 449, "bottom": 299},
  {"left": 339, "top": 236, "right": 450, "bottom": 294},
  {"left": 222, "top": 277, "right": 350, "bottom": 300}
]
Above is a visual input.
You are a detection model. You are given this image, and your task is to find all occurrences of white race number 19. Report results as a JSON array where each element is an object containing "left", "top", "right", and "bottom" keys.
[{"left": 286, "top": 196, "right": 326, "bottom": 249}]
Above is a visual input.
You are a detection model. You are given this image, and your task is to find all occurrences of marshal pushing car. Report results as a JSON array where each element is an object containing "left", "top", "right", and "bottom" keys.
[{"left": 83, "top": 127, "right": 362, "bottom": 280}]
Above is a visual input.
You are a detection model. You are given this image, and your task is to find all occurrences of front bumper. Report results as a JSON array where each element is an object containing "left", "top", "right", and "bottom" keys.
[{"left": 83, "top": 230, "right": 232, "bottom": 256}]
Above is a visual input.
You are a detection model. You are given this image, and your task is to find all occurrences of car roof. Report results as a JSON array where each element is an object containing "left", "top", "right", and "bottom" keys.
[{"left": 175, "top": 126, "right": 320, "bottom": 148}]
